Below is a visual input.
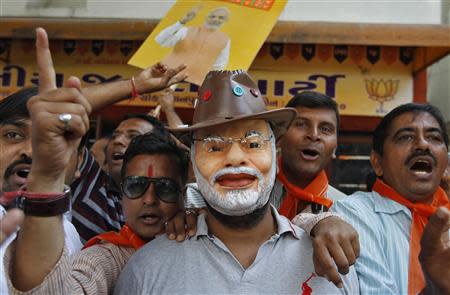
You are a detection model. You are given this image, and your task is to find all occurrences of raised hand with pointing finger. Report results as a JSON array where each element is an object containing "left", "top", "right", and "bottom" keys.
[
  {"left": 26, "top": 27, "right": 91, "bottom": 192},
  {"left": 13, "top": 27, "right": 91, "bottom": 291}
]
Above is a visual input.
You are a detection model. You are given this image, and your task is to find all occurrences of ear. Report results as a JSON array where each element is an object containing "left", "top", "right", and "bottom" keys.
[
  {"left": 332, "top": 147, "right": 337, "bottom": 160},
  {"left": 370, "top": 150, "right": 383, "bottom": 177}
]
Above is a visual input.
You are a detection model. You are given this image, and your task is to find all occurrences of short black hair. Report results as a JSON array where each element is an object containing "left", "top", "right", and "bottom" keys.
[
  {"left": 121, "top": 132, "right": 189, "bottom": 186},
  {"left": 0, "top": 87, "right": 38, "bottom": 125},
  {"left": 285, "top": 91, "right": 340, "bottom": 128},
  {"left": 123, "top": 114, "right": 166, "bottom": 137},
  {"left": 372, "top": 103, "right": 449, "bottom": 156}
]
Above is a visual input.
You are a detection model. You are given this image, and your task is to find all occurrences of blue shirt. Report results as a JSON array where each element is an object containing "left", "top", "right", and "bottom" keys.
[{"left": 332, "top": 191, "right": 412, "bottom": 295}]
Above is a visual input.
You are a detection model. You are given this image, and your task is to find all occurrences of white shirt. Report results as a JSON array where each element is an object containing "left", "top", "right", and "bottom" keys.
[
  {"left": 0, "top": 205, "right": 82, "bottom": 295},
  {"left": 155, "top": 21, "right": 231, "bottom": 70}
]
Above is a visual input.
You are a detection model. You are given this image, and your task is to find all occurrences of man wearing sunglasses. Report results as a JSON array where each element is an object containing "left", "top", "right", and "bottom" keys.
[
  {"left": 2, "top": 27, "right": 188, "bottom": 293},
  {"left": 115, "top": 70, "right": 359, "bottom": 294},
  {"left": 7, "top": 127, "right": 189, "bottom": 293}
]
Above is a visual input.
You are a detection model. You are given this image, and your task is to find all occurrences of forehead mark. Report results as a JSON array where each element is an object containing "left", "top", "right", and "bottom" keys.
[{"left": 147, "top": 165, "right": 153, "bottom": 177}]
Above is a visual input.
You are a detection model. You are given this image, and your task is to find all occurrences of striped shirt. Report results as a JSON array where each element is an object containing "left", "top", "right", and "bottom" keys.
[
  {"left": 70, "top": 148, "right": 124, "bottom": 243},
  {"left": 0, "top": 206, "right": 83, "bottom": 295},
  {"left": 331, "top": 190, "right": 412, "bottom": 294},
  {"left": 6, "top": 243, "right": 135, "bottom": 295}
]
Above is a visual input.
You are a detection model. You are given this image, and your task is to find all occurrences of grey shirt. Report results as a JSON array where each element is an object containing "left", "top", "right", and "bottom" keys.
[{"left": 114, "top": 206, "right": 359, "bottom": 295}]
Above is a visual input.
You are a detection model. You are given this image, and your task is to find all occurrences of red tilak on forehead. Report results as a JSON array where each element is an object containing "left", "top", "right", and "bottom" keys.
[{"left": 147, "top": 166, "right": 153, "bottom": 177}]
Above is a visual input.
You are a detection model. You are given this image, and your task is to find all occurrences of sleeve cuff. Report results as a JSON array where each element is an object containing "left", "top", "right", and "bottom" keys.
[{"left": 292, "top": 212, "right": 341, "bottom": 236}]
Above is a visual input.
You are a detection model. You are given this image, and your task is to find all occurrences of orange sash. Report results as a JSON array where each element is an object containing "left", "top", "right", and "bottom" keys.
[
  {"left": 373, "top": 179, "right": 450, "bottom": 295},
  {"left": 83, "top": 224, "right": 146, "bottom": 250},
  {"left": 278, "top": 158, "right": 333, "bottom": 219}
]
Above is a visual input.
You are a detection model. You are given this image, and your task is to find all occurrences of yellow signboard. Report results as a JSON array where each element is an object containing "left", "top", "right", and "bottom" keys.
[
  {"left": 0, "top": 39, "right": 413, "bottom": 117},
  {"left": 129, "top": 0, "right": 287, "bottom": 85}
]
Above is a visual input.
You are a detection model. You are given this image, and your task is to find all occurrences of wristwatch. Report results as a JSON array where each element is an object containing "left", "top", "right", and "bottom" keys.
[{"left": 14, "top": 185, "right": 71, "bottom": 217}]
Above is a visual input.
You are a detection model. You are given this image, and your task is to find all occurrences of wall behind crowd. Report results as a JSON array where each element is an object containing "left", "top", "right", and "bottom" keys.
[
  {"left": 2, "top": 0, "right": 442, "bottom": 23},
  {"left": 428, "top": 3, "right": 450, "bottom": 129}
]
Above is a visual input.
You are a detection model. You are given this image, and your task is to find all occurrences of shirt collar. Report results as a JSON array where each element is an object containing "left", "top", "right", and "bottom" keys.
[
  {"left": 193, "top": 205, "right": 300, "bottom": 240},
  {"left": 195, "top": 213, "right": 209, "bottom": 239},
  {"left": 371, "top": 191, "right": 411, "bottom": 216},
  {"left": 271, "top": 205, "right": 300, "bottom": 239}
]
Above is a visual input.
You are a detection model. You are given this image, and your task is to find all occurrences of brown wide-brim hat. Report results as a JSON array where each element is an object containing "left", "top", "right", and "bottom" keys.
[{"left": 169, "top": 70, "right": 297, "bottom": 141}]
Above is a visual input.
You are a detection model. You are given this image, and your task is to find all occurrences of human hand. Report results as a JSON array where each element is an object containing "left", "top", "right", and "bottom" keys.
[
  {"left": 26, "top": 28, "right": 91, "bottom": 192},
  {"left": 310, "top": 216, "right": 360, "bottom": 288},
  {"left": 419, "top": 207, "right": 450, "bottom": 294},
  {"left": 165, "top": 209, "right": 198, "bottom": 242},
  {"left": 180, "top": 5, "right": 203, "bottom": 24},
  {"left": 134, "top": 62, "right": 187, "bottom": 95},
  {"left": 0, "top": 209, "right": 24, "bottom": 245},
  {"left": 158, "top": 88, "right": 176, "bottom": 113},
  {"left": 149, "top": 105, "right": 161, "bottom": 119}
]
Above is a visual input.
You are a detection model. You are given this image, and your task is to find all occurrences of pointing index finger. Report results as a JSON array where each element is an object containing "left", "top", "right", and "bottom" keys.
[{"left": 35, "top": 27, "right": 57, "bottom": 93}]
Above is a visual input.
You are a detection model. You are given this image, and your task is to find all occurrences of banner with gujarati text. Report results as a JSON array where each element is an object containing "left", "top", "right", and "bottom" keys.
[{"left": 0, "top": 39, "right": 413, "bottom": 117}]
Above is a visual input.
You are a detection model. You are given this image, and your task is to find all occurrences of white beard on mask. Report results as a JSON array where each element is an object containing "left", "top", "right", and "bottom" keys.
[{"left": 191, "top": 126, "right": 277, "bottom": 216}]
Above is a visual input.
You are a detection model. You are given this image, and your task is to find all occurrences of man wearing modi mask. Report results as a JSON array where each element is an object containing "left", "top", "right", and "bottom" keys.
[{"left": 114, "top": 70, "right": 359, "bottom": 294}]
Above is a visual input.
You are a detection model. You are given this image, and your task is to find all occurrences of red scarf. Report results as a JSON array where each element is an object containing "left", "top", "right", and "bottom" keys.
[
  {"left": 373, "top": 179, "right": 450, "bottom": 295},
  {"left": 278, "top": 158, "right": 333, "bottom": 219},
  {"left": 83, "top": 224, "right": 146, "bottom": 250}
]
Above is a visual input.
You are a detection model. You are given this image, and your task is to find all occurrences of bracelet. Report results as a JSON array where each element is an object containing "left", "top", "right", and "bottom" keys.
[
  {"left": 0, "top": 186, "right": 72, "bottom": 217},
  {"left": 185, "top": 208, "right": 198, "bottom": 216},
  {"left": 131, "top": 76, "right": 140, "bottom": 99}
]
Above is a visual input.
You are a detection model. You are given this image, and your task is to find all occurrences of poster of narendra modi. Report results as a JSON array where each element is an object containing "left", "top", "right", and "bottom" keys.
[{"left": 129, "top": 0, "right": 287, "bottom": 85}]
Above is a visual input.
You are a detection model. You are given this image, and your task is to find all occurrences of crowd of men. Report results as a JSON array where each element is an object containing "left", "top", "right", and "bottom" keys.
[{"left": 0, "top": 27, "right": 449, "bottom": 295}]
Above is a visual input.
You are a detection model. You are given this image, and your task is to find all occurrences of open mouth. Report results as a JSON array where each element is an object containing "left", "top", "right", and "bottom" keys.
[
  {"left": 112, "top": 153, "right": 124, "bottom": 161},
  {"left": 409, "top": 159, "right": 433, "bottom": 175},
  {"left": 216, "top": 173, "right": 257, "bottom": 188},
  {"left": 5, "top": 165, "right": 31, "bottom": 189},
  {"left": 300, "top": 148, "right": 320, "bottom": 160},
  {"left": 139, "top": 213, "right": 161, "bottom": 225},
  {"left": 16, "top": 168, "right": 30, "bottom": 179}
]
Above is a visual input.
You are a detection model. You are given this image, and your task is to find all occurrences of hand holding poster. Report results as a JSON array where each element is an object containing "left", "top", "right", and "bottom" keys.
[{"left": 129, "top": 0, "right": 287, "bottom": 85}]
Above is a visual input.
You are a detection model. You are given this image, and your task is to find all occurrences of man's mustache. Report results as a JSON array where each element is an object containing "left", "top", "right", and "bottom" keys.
[
  {"left": 404, "top": 149, "right": 436, "bottom": 166},
  {"left": 4, "top": 157, "right": 32, "bottom": 179}
]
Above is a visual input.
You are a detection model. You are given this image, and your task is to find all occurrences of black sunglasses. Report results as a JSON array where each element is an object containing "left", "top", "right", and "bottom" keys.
[{"left": 122, "top": 176, "right": 181, "bottom": 203}]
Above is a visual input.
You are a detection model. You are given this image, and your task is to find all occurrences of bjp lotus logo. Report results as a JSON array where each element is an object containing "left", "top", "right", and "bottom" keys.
[{"left": 364, "top": 79, "right": 399, "bottom": 113}]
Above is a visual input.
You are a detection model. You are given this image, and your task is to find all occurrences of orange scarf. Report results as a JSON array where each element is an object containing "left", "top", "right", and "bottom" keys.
[
  {"left": 278, "top": 158, "right": 333, "bottom": 219},
  {"left": 83, "top": 224, "right": 146, "bottom": 250},
  {"left": 373, "top": 179, "right": 450, "bottom": 295}
]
